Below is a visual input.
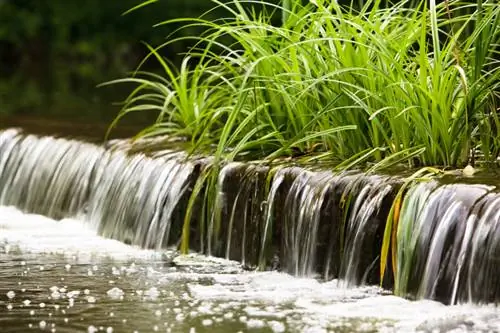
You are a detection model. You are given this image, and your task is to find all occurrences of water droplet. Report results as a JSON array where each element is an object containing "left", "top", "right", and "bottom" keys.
[
  {"left": 202, "top": 319, "right": 213, "bottom": 326},
  {"left": 268, "top": 321, "right": 286, "bottom": 333},
  {"left": 6, "top": 290, "right": 15, "bottom": 299}
]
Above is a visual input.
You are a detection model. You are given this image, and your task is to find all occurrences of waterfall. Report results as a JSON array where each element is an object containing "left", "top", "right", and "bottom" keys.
[
  {"left": 0, "top": 128, "right": 499, "bottom": 304},
  {"left": 0, "top": 129, "right": 196, "bottom": 249},
  {"left": 395, "top": 181, "right": 500, "bottom": 303}
]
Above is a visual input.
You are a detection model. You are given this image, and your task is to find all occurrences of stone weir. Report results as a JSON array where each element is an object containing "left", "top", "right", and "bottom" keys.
[{"left": 0, "top": 128, "right": 498, "bottom": 305}]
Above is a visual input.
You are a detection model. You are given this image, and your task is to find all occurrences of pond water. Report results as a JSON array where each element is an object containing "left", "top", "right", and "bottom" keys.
[{"left": 1, "top": 206, "right": 499, "bottom": 333}]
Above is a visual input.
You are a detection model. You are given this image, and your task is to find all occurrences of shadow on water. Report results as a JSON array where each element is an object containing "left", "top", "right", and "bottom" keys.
[{"left": 0, "top": 60, "right": 155, "bottom": 141}]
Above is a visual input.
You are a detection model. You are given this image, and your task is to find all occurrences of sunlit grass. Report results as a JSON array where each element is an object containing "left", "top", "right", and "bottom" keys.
[
  {"left": 107, "top": 0, "right": 499, "bottom": 170},
  {"left": 106, "top": 0, "right": 499, "bottom": 257}
]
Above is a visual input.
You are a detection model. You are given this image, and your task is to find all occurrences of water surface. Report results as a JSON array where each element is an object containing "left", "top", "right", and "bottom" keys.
[{"left": 1, "top": 207, "right": 499, "bottom": 333}]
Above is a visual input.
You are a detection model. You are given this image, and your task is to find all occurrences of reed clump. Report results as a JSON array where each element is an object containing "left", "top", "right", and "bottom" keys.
[{"left": 107, "top": 0, "right": 499, "bottom": 171}]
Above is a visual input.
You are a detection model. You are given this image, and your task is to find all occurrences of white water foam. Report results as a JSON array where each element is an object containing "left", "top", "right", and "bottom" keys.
[
  {"left": 0, "top": 206, "right": 164, "bottom": 260},
  {"left": 1, "top": 206, "right": 499, "bottom": 333}
]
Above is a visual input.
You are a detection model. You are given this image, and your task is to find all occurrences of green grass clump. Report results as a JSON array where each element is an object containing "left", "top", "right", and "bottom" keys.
[{"left": 107, "top": 0, "right": 499, "bottom": 170}]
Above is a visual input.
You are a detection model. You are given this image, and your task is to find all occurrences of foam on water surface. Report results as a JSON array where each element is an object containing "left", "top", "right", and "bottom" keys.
[{"left": 0, "top": 206, "right": 499, "bottom": 333}]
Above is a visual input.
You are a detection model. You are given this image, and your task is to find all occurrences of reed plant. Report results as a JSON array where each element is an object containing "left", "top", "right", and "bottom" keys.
[
  {"left": 107, "top": 0, "right": 499, "bottom": 169},
  {"left": 107, "top": 0, "right": 499, "bottom": 254}
]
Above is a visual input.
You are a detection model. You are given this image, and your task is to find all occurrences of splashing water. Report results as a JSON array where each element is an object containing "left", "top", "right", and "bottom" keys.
[{"left": 1, "top": 207, "right": 499, "bottom": 333}]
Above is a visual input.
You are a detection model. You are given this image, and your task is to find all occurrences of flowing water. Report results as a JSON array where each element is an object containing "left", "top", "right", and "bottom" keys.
[
  {"left": 1, "top": 128, "right": 500, "bottom": 332},
  {"left": 2, "top": 207, "right": 500, "bottom": 333}
]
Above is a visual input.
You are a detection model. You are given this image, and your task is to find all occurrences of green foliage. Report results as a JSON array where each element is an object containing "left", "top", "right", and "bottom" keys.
[
  {"left": 0, "top": 0, "right": 217, "bottom": 64},
  {"left": 110, "top": 0, "right": 500, "bottom": 170}
]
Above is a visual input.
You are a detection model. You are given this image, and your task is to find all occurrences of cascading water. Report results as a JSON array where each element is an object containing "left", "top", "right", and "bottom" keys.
[
  {"left": 395, "top": 181, "right": 500, "bottom": 304},
  {"left": 0, "top": 129, "right": 196, "bottom": 250},
  {"left": 1, "top": 128, "right": 499, "bottom": 305}
]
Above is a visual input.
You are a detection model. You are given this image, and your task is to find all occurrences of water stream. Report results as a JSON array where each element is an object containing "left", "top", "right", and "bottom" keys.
[
  {"left": 2, "top": 207, "right": 500, "bottom": 333},
  {"left": 1, "top": 128, "right": 500, "bottom": 332}
]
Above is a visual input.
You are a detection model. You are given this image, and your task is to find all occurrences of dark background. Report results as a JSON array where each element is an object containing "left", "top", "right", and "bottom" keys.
[{"left": 0, "top": 0, "right": 220, "bottom": 136}]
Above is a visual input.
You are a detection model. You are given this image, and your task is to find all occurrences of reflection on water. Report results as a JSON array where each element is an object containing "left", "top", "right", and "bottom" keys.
[
  {"left": 0, "top": 61, "right": 155, "bottom": 139},
  {"left": 1, "top": 206, "right": 499, "bottom": 333}
]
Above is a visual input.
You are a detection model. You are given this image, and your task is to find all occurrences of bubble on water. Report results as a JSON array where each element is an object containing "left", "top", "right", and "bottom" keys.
[
  {"left": 247, "top": 319, "right": 266, "bottom": 329},
  {"left": 223, "top": 312, "right": 234, "bottom": 319},
  {"left": 189, "top": 328, "right": 196, "bottom": 333},
  {"left": 67, "top": 290, "right": 80, "bottom": 298},
  {"left": 54, "top": 305, "right": 60, "bottom": 311},
  {"left": 39, "top": 266, "right": 44, "bottom": 271},
  {"left": 21, "top": 288, "right": 26, "bottom": 292},
  {"left": 84, "top": 289, "right": 90, "bottom": 295},
  {"left": 106, "top": 327, "right": 113, "bottom": 333},
  {"left": 87, "top": 296, "right": 96, "bottom": 303},
  {"left": 6, "top": 290, "right": 15, "bottom": 299},
  {"left": 153, "top": 325, "right": 159, "bottom": 331},
  {"left": 202, "top": 319, "right": 213, "bottom": 326},
  {"left": 30, "top": 310, "right": 35, "bottom": 315},
  {"left": 68, "top": 299, "right": 74, "bottom": 307},
  {"left": 7, "top": 304, "right": 13, "bottom": 310},
  {"left": 239, "top": 316, "right": 248, "bottom": 323},
  {"left": 106, "top": 287, "right": 124, "bottom": 300},
  {"left": 109, "top": 312, "right": 114, "bottom": 317},
  {"left": 39, "top": 321, "right": 47, "bottom": 329},
  {"left": 175, "top": 313, "right": 185, "bottom": 322},
  {"left": 268, "top": 321, "right": 286, "bottom": 333},
  {"left": 23, "top": 299, "right": 31, "bottom": 306},
  {"left": 87, "top": 325, "right": 98, "bottom": 333},
  {"left": 51, "top": 291, "right": 61, "bottom": 299},
  {"left": 155, "top": 310, "right": 162, "bottom": 317},
  {"left": 65, "top": 264, "right": 71, "bottom": 271},
  {"left": 40, "top": 303, "right": 46, "bottom": 308},
  {"left": 29, "top": 323, "right": 33, "bottom": 328},
  {"left": 49, "top": 286, "right": 58, "bottom": 292},
  {"left": 21, "top": 261, "right": 26, "bottom": 266},
  {"left": 144, "top": 287, "right": 160, "bottom": 300},
  {"left": 87, "top": 270, "right": 93, "bottom": 276},
  {"left": 59, "top": 288, "right": 67, "bottom": 293},
  {"left": 64, "top": 318, "right": 68, "bottom": 323}
]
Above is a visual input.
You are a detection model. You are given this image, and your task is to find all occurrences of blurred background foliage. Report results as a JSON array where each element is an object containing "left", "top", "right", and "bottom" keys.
[{"left": 0, "top": 0, "right": 220, "bottom": 126}]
